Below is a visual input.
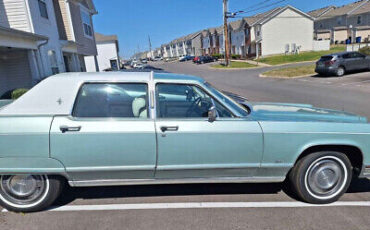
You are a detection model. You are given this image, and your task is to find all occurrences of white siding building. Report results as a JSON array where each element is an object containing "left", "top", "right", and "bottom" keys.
[
  {"left": 85, "top": 32, "right": 120, "bottom": 72},
  {"left": 259, "top": 6, "right": 314, "bottom": 56},
  {"left": 0, "top": 0, "right": 98, "bottom": 97}
]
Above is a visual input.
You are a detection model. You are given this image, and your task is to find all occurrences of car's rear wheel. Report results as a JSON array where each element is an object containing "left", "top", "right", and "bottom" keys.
[
  {"left": 289, "top": 151, "right": 352, "bottom": 204},
  {"left": 336, "top": 67, "right": 345, "bottom": 76},
  {"left": 0, "top": 175, "right": 63, "bottom": 212}
]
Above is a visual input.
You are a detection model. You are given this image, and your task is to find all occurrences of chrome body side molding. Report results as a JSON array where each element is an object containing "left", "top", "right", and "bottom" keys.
[{"left": 68, "top": 176, "right": 286, "bottom": 187}]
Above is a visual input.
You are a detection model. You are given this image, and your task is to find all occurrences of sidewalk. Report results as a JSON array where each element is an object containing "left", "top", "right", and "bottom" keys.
[{"left": 219, "top": 59, "right": 271, "bottom": 67}]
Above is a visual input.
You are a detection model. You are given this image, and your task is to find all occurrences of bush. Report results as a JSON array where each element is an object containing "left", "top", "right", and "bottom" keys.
[
  {"left": 212, "top": 53, "right": 223, "bottom": 59},
  {"left": 358, "top": 46, "right": 370, "bottom": 56},
  {"left": 231, "top": 54, "right": 241, "bottom": 59},
  {"left": 11, "top": 88, "right": 28, "bottom": 99}
]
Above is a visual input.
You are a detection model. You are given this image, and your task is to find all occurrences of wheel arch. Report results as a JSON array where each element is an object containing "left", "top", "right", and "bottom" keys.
[{"left": 294, "top": 144, "right": 364, "bottom": 175}]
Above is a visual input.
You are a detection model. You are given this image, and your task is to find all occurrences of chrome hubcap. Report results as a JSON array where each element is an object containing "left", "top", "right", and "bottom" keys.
[
  {"left": 7, "top": 175, "right": 38, "bottom": 197},
  {"left": 338, "top": 68, "right": 344, "bottom": 76},
  {"left": 0, "top": 175, "right": 48, "bottom": 206},
  {"left": 306, "top": 158, "right": 346, "bottom": 198}
]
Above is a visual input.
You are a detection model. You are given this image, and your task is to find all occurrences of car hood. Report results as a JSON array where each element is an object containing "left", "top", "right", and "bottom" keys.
[{"left": 247, "top": 102, "right": 368, "bottom": 123}]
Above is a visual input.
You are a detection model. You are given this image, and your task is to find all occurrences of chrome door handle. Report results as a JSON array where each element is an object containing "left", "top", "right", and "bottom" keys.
[
  {"left": 60, "top": 125, "right": 81, "bottom": 133},
  {"left": 160, "top": 126, "right": 179, "bottom": 132}
]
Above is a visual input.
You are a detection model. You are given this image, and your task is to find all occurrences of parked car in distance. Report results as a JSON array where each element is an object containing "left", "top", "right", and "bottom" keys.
[
  {"left": 141, "top": 58, "right": 148, "bottom": 64},
  {"left": 179, "top": 55, "right": 195, "bottom": 62},
  {"left": 193, "top": 56, "right": 200, "bottom": 63},
  {"left": 0, "top": 72, "right": 369, "bottom": 212},
  {"left": 315, "top": 52, "right": 370, "bottom": 76},
  {"left": 153, "top": 56, "right": 162, "bottom": 61},
  {"left": 194, "top": 56, "right": 216, "bottom": 64}
]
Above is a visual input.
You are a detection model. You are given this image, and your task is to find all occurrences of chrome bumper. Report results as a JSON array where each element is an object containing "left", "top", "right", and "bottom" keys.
[{"left": 362, "top": 165, "right": 370, "bottom": 178}]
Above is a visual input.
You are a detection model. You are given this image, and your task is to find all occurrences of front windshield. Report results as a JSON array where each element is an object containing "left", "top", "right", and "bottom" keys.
[{"left": 204, "top": 82, "right": 249, "bottom": 117}]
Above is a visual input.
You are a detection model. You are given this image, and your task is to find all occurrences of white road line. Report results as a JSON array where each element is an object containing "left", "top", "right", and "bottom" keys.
[{"left": 2, "top": 201, "right": 370, "bottom": 213}]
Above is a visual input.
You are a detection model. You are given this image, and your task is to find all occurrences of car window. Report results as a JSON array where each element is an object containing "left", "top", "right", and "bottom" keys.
[
  {"left": 156, "top": 83, "right": 233, "bottom": 118},
  {"left": 353, "top": 52, "right": 365, "bottom": 58},
  {"left": 73, "top": 83, "right": 148, "bottom": 118},
  {"left": 319, "top": 56, "right": 333, "bottom": 61}
]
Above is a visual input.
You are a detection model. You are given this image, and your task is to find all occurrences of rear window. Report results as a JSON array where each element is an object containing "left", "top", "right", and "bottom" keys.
[
  {"left": 73, "top": 83, "right": 148, "bottom": 118},
  {"left": 319, "top": 56, "right": 333, "bottom": 61}
]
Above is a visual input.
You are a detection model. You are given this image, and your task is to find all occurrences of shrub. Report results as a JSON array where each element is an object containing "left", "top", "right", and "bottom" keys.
[
  {"left": 231, "top": 54, "right": 241, "bottom": 59},
  {"left": 212, "top": 53, "right": 223, "bottom": 59},
  {"left": 358, "top": 46, "right": 370, "bottom": 56},
  {"left": 11, "top": 88, "right": 28, "bottom": 99}
]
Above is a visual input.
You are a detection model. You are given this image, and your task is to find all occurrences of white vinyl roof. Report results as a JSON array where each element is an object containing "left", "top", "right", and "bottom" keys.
[{"left": 0, "top": 72, "right": 152, "bottom": 116}]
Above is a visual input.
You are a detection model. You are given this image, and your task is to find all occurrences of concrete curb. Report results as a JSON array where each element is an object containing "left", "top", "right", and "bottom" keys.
[
  {"left": 209, "top": 65, "right": 264, "bottom": 70},
  {"left": 259, "top": 73, "right": 314, "bottom": 79}
]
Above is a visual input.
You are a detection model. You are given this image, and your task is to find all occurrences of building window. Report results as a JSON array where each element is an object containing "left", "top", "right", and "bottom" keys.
[
  {"left": 357, "top": 16, "right": 362, "bottom": 24},
  {"left": 81, "top": 9, "right": 93, "bottom": 38},
  {"left": 38, "top": 0, "right": 48, "bottom": 19},
  {"left": 319, "top": 23, "right": 323, "bottom": 28},
  {"left": 337, "top": 17, "right": 342, "bottom": 25}
]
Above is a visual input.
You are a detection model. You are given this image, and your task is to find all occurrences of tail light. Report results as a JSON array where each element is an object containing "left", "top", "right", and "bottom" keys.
[{"left": 324, "top": 60, "right": 336, "bottom": 66}]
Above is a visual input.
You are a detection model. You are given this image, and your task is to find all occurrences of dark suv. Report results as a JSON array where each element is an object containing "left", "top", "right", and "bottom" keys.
[{"left": 315, "top": 51, "right": 370, "bottom": 76}]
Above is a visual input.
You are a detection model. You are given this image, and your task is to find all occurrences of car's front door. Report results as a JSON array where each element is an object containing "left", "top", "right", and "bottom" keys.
[
  {"left": 154, "top": 83, "right": 263, "bottom": 179},
  {"left": 50, "top": 83, "right": 156, "bottom": 182},
  {"left": 352, "top": 52, "right": 368, "bottom": 69}
]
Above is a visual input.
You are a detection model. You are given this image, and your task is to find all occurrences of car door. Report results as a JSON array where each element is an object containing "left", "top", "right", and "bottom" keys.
[
  {"left": 342, "top": 52, "right": 364, "bottom": 71},
  {"left": 154, "top": 83, "right": 263, "bottom": 179},
  {"left": 50, "top": 83, "right": 156, "bottom": 182},
  {"left": 352, "top": 52, "right": 368, "bottom": 70}
]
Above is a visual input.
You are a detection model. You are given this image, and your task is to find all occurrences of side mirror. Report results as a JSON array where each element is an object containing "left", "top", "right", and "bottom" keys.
[{"left": 208, "top": 106, "right": 217, "bottom": 122}]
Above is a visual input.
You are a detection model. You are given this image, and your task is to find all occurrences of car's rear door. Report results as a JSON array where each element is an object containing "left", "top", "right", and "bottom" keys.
[
  {"left": 154, "top": 83, "right": 263, "bottom": 179},
  {"left": 50, "top": 82, "right": 156, "bottom": 182}
]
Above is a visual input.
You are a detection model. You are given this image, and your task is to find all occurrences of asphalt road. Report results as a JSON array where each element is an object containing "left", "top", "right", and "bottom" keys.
[
  {"left": 151, "top": 61, "right": 370, "bottom": 119},
  {"left": 1, "top": 61, "right": 370, "bottom": 230}
]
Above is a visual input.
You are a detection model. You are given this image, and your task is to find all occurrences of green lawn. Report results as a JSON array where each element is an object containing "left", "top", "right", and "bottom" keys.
[
  {"left": 257, "top": 45, "right": 346, "bottom": 65},
  {"left": 262, "top": 65, "right": 316, "bottom": 78},
  {"left": 212, "top": 61, "right": 257, "bottom": 69}
]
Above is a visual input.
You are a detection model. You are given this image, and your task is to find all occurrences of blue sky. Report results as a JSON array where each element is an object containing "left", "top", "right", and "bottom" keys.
[{"left": 93, "top": 0, "right": 357, "bottom": 58}]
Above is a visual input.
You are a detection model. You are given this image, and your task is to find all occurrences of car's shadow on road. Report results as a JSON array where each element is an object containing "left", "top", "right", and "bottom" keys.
[
  {"left": 54, "top": 178, "right": 370, "bottom": 206},
  {"left": 311, "top": 70, "right": 370, "bottom": 78}
]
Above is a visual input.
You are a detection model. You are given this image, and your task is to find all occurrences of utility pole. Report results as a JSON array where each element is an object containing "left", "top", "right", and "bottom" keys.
[
  {"left": 223, "top": 0, "right": 230, "bottom": 66},
  {"left": 148, "top": 35, "right": 152, "bottom": 59}
]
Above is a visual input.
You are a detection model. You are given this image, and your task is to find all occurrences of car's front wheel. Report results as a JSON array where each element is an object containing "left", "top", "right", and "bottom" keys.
[
  {"left": 290, "top": 151, "right": 352, "bottom": 204},
  {"left": 0, "top": 175, "right": 63, "bottom": 212}
]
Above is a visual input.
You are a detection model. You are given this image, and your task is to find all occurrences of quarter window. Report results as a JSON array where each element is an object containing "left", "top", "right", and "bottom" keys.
[
  {"left": 38, "top": 0, "right": 48, "bottom": 19},
  {"left": 81, "top": 10, "right": 93, "bottom": 37},
  {"left": 156, "top": 83, "right": 232, "bottom": 118},
  {"left": 73, "top": 83, "right": 148, "bottom": 118}
]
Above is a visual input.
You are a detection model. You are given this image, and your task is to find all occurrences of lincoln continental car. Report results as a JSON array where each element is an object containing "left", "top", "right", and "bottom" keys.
[{"left": 0, "top": 72, "right": 369, "bottom": 212}]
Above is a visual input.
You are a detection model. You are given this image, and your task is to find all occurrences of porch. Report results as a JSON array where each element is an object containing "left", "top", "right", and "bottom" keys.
[{"left": 0, "top": 26, "right": 47, "bottom": 97}]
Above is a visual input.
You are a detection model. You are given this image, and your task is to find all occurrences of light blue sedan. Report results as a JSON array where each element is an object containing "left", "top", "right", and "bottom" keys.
[{"left": 0, "top": 72, "right": 369, "bottom": 212}]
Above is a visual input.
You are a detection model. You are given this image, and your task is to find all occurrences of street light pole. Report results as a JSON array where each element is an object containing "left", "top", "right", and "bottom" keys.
[{"left": 223, "top": 0, "right": 230, "bottom": 66}]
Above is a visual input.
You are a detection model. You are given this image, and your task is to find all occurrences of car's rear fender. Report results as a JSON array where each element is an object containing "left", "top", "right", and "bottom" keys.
[
  {"left": 0, "top": 116, "right": 53, "bottom": 158},
  {"left": 0, "top": 157, "right": 68, "bottom": 177}
]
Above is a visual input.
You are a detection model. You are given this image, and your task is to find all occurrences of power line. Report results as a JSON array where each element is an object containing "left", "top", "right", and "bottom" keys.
[
  {"left": 235, "top": 0, "right": 274, "bottom": 13},
  {"left": 231, "top": 0, "right": 288, "bottom": 16}
]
